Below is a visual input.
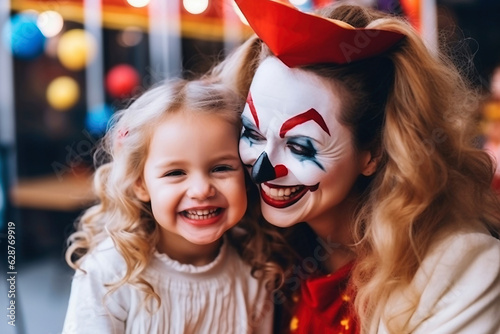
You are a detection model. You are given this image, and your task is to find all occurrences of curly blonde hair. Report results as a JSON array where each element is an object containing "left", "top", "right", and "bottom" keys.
[
  {"left": 210, "top": 3, "right": 500, "bottom": 333},
  {"left": 65, "top": 78, "right": 287, "bottom": 310}
]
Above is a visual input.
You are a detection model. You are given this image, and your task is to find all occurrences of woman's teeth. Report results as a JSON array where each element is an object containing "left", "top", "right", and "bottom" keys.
[
  {"left": 184, "top": 208, "right": 219, "bottom": 220},
  {"left": 261, "top": 183, "right": 303, "bottom": 200}
]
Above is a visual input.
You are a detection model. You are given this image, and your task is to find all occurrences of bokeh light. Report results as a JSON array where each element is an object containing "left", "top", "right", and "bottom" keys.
[
  {"left": 231, "top": 1, "right": 248, "bottom": 25},
  {"left": 106, "top": 64, "right": 140, "bottom": 98},
  {"left": 3, "top": 12, "right": 46, "bottom": 59},
  {"left": 46, "top": 76, "right": 80, "bottom": 111},
  {"left": 290, "top": 0, "right": 309, "bottom": 5},
  {"left": 37, "top": 11, "right": 64, "bottom": 38},
  {"left": 85, "top": 104, "right": 113, "bottom": 135},
  {"left": 118, "top": 27, "right": 143, "bottom": 47},
  {"left": 183, "top": 0, "right": 209, "bottom": 15},
  {"left": 57, "top": 29, "right": 97, "bottom": 71},
  {"left": 127, "top": 0, "right": 151, "bottom": 8}
]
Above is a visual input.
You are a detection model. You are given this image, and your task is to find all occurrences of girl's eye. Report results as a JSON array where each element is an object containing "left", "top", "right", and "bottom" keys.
[
  {"left": 212, "top": 165, "right": 234, "bottom": 173},
  {"left": 164, "top": 170, "right": 185, "bottom": 177},
  {"left": 242, "top": 126, "right": 265, "bottom": 142}
]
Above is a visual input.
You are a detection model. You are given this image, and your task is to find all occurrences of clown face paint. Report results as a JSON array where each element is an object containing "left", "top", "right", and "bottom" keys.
[{"left": 239, "top": 57, "right": 370, "bottom": 227}]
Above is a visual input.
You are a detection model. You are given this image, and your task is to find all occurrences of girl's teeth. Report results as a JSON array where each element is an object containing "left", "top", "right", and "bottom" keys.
[
  {"left": 185, "top": 208, "right": 218, "bottom": 220},
  {"left": 190, "top": 209, "right": 216, "bottom": 215}
]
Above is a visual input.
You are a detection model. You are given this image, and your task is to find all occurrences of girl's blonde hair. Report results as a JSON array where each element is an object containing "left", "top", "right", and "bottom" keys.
[
  {"left": 211, "top": 4, "right": 500, "bottom": 333},
  {"left": 66, "top": 78, "right": 286, "bottom": 309}
]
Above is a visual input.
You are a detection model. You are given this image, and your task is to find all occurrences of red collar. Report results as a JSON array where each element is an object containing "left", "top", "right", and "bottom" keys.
[{"left": 301, "top": 261, "right": 355, "bottom": 311}]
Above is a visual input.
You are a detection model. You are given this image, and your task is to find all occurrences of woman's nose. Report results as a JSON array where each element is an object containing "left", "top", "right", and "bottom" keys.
[
  {"left": 251, "top": 151, "right": 288, "bottom": 183},
  {"left": 186, "top": 175, "right": 216, "bottom": 200}
]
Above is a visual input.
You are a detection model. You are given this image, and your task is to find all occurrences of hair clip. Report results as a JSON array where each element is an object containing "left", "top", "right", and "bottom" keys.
[
  {"left": 235, "top": 0, "right": 405, "bottom": 67},
  {"left": 118, "top": 128, "right": 129, "bottom": 139},
  {"left": 114, "top": 128, "right": 129, "bottom": 152}
]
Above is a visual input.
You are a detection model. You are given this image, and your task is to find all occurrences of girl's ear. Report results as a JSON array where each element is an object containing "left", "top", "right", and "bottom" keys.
[
  {"left": 133, "top": 178, "right": 150, "bottom": 202},
  {"left": 361, "top": 151, "right": 381, "bottom": 177}
]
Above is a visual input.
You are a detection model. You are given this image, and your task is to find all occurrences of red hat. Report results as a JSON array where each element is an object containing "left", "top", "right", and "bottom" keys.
[{"left": 235, "top": 0, "right": 405, "bottom": 67}]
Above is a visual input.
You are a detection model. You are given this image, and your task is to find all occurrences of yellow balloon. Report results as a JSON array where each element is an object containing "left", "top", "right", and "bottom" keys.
[
  {"left": 57, "top": 29, "right": 97, "bottom": 71},
  {"left": 46, "top": 76, "right": 80, "bottom": 111}
]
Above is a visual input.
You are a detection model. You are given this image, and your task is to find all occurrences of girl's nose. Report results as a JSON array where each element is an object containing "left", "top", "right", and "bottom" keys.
[{"left": 186, "top": 176, "right": 216, "bottom": 200}]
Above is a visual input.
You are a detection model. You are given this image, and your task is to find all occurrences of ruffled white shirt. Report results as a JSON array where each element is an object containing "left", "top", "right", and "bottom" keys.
[{"left": 62, "top": 237, "right": 273, "bottom": 334}]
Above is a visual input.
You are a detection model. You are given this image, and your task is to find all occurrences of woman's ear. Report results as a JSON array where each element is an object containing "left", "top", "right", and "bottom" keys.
[
  {"left": 133, "top": 178, "right": 150, "bottom": 202},
  {"left": 361, "top": 151, "right": 381, "bottom": 177}
]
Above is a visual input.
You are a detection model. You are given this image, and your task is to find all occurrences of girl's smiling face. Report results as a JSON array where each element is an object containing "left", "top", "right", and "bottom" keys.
[
  {"left": 239, "top": 57, "right": 371, "bottom": 227},
  {"left": 135, "top": 111, "right": 247, "bottom": 251}
]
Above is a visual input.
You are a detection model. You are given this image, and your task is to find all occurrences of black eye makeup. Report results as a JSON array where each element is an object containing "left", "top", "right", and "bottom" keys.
[
  {"left": 287, "top": 137, "right": 325, "bottom": 171},
  {"left": 241, "top": 116, "right": 266, "bottom": 145}
]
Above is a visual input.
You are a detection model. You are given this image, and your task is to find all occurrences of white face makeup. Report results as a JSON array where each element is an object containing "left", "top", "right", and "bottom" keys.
[{"left": 239, "top": 57, "right": 369, "bottom": 227}]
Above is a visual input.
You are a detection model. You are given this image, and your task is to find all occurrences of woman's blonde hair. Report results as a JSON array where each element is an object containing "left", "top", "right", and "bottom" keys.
[
  {"left": 66, "top": 78, "right": 286, "bottom": 309},
  {"left": 211, "top": 3, "right": 500, "bottom": 333}
]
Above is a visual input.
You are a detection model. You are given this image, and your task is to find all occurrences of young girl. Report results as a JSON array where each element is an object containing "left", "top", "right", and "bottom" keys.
[
  {"left": 62, "top": 78, "right": 282, "bottom": 333},
  {"left": 213, "top": 1, "right": 500, "bottom": 333}
]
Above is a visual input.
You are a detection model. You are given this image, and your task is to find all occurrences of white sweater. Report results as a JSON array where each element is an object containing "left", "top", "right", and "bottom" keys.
[
  {"left": 62, "top": 237, "right": 273, "bottom": 334},
  {"left": 374, "top": 229, "right": 500, "bottom": 334}
]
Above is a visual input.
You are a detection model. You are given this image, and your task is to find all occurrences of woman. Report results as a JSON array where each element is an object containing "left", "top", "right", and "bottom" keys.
[{"left": 211, "top": 1, "right": 500, "bottom": 333}]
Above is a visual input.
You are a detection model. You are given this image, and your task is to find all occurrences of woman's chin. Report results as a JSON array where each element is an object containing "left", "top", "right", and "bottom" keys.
[{"left": 260, "top": 201, "right": 303, "bottom": 228}]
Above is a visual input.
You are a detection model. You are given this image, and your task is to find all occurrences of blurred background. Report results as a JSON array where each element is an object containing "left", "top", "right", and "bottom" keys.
[{"left": 0, "top": 0, "right": 499, "bottom": 333}]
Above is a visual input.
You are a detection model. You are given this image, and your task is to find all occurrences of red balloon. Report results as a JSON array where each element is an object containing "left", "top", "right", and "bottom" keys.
[{"left": 106, "top": 64, "right": 140, "bottom": 98}]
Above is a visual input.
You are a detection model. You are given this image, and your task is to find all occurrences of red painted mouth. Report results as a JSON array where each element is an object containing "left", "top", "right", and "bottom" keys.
[{"left": 260, "top": 183, "right": 319, "bottom": 208}]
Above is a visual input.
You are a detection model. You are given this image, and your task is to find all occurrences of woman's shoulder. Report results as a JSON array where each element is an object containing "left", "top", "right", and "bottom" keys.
[
  {"left": 382, "top": 229, "right": 500, "bottom": 333},
  {"left": 423, "top": 228, "right": 500, "bottom": 270},
  {"left": 415, "top": 229, "right": 500, "bottom": 313}
]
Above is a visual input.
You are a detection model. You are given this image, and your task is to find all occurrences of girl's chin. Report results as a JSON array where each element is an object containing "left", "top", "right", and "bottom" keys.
[{"left": 183, "top": 235, "right": 223, "bottom": 246}]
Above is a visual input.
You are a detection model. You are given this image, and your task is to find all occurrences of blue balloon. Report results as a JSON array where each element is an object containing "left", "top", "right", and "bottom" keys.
[
  {"left": 3, "top": 13, "right": 46, "bottom": 60},
  {"left": 85, "top": 104, "right": 114, "bottom": 135}
]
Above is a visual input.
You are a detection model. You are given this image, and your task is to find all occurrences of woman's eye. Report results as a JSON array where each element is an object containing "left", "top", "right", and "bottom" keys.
[
  {"left": 242, "top": 126, "right": 265, "bottom": 142},
  {"left": 164, "top": 170, "right": 185, "bottom": 177},
  {"left": 287, "top": 138, "right": 324, "bottom": 171},
  {"left": 287, "top": 142, "right": 316, "bottom": 158}
]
